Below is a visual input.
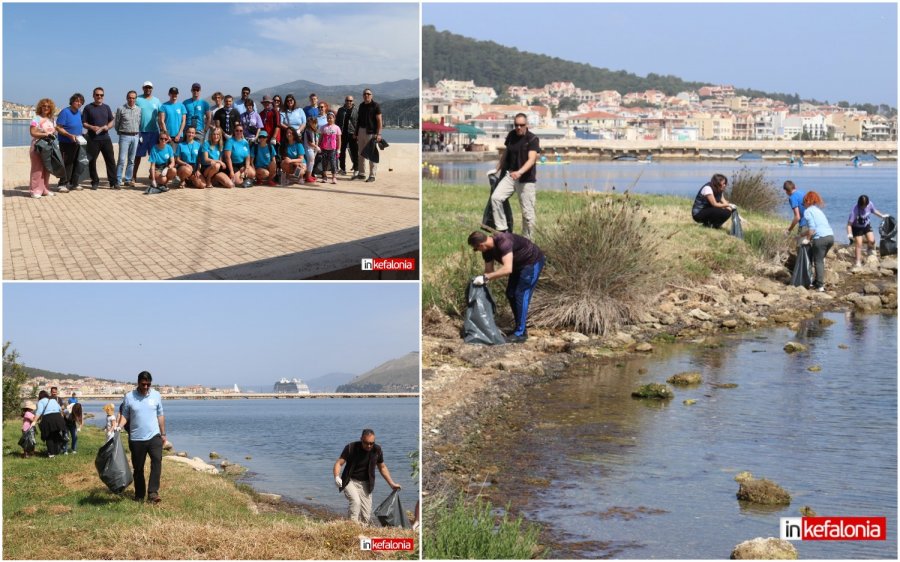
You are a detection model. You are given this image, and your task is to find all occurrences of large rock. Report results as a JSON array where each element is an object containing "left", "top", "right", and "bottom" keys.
[
  {"left": 737, "top": 478, "right": 791, "bottom": 505},
  {"left": 631, "top": 383, "right": 674, "bottom": 400},
  {"left": 731, "top": 537, "right": 798, "bottom": 560},
  {"left": 165, "top": 455, "right": 219, "bottom": 474},
  {"left": 783, "top": 342, "right": 807, "bottom": 353},
  {"left": 667, "top": 372, "right": 703, "bottom": 385},
  {"left": 689, "top": 308, "right": 712, "bottom": 321},
  {"left": 851, "top": 295, "right": 883, "bottom": 312},
  {"left": 634, "top": 342, "right": 654, "bottom": 353},
  {"left": 864, "top": 283, "right": 882, "bottom": 295},
  {"left": 561, "top": 332, "right": 590, "bottom": 343},
  {"left": 257, "top": 493, "right": 281, "bottom": 504},
  {"left": 742, "top": 290, "right": 766, "bottom": 305}
]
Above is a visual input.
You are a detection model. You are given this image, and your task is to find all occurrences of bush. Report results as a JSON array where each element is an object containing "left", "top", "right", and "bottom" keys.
[
  {"left": 744, "top": 228, "right": 793, "bottom": 262},
  {"left": 727, "top": 167, "right": 781, "bottom": 214},
  {"left": 424, "top": 246, "right": 483, "bottom": 317},
  {"left": 3, "top": 343, "right": 27, "bottom": 420},
  {"left": 424, "top": 493, "right": 541, "bottom": 559},
  {"left": 530, "top": 193, "right": 666, "bottom": 335}
]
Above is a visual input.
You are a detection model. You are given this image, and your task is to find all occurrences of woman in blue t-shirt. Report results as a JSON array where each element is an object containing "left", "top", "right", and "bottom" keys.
[
  {"left": 280, "top": 126, "right": 307, "bottom": 183},
  {"left": 175, "top": 126, "right": 207, "bottom": 188},
  {"left": 250, "top": 130, "right": 277, "bottom": 186},
  {"left": 847, "top": 194, "right": 889, "bottom": 267},
  {"left": 801, "top": 191, "right": 835, "bottom": 292},
  {"left": 224, "top": 125, "right": 255, "bottom": 188},
  {"left": 147, "top": 133, "right": 176, "bottom": 192},
  {"left": 201, "top": 127, "right": 234, "bottom": 189}
]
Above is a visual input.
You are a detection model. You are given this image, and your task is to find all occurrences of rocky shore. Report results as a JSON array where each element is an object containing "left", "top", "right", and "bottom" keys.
[{"left": 422, "top": 246, "right": 897, "bottom": 509}]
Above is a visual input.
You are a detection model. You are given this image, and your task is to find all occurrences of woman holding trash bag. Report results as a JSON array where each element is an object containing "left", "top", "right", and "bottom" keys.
[
  {"left": 20, "top": 401, "right": 37, "bottom": 458},
  {"left": 847, "top": 195, "right": 889, "bottom": 267},
  {"left": 691, "top": 173, "right": 734, "bottom": 228},
  {"left": 34, "top": 390, "right": 67, "bottom": 457},
  {"left": 801, "top": 191, "right": 834, "bottom": 292},
  {"left": 66, "top": 402, "right": 84, "bottom": 454},
  {"left": 30, "top": 98, "right": 58, "bottom": 199}
]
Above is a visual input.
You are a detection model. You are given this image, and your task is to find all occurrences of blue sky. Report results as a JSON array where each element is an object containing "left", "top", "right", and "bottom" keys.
[
  {"left": 2, "top": 283, "right": 419, "bottom": 387},
  {"left": 3, "top": 2, "right": 419, "bottom": 107},
  {"left": 424, "top": 2, "right": 898, "bottom": 107}
]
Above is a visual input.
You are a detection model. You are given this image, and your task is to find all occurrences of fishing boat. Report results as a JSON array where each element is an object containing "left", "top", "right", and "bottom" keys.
[{"left": 735, "top": 152, "right": 763, "bottom": 162}]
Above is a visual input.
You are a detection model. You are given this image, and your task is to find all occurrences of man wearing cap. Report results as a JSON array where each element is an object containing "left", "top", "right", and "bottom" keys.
[
  {"left": 114, "top": 90, "right": 142, "bottom": 187},
  {"left": 336, "top": 95, "right": 357, "bottom": 175},
  {"left": 333, "top": 428, "right": 402, "bottom": 524},
  {"left": 159, "top": 87, "right": 186, "bottom": 147},
  {"left": 238, "top": 86, "right": 252, "bottom": 115},
  {"left": 183, "top": 83, "right": 210, "bottom": 139},
  {"left": 354, "top": 88, "right": 382, "bottom": 182},
  {"left": 82, "top": 86, "right": 118, "bottom": 189},
  {"left": 134, "top": 81, "right": 162, "bottom": 182}
]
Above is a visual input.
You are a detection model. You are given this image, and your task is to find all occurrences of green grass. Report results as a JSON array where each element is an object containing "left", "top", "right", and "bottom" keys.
[
  {"left": 423, "top": 494, "right": 541, "bottom": 559},
  {"left": 3, "top": 422, "right": 414, "bottom": 560}
]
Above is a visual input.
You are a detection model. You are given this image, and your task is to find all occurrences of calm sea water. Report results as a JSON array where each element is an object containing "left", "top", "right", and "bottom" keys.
[
  {"left": 492, "top": 312, "right": 897, "bottom": 559},
  {"left": 82, "top": 397, "right": 419, "bottom": 514},
  {"left": 3, "top": 121, "right": 419, "bottom": 147},
  {"left": 434, "top": 160, "right": 898, "bottom": 244}
]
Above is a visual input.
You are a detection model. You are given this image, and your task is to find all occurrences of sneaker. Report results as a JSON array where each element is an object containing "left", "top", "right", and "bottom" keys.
[
  {"left": 855, "top": 261, "right": 863, "bottom": 268},
  {"left": 46, "top": 191, "right": 55, "bottom": 197},
  {"left": 331, "top": 178, "right": 337, "bottom": 185},
  {"left": 73, "top": 185, "right": 83, "bottom": 191},
  {"left": 31, "top": 193, "right": 42, "bottom": 199},
  {"left": 157, "top": 184, "right": 169, "bottom": 192},
  {"left": 58, "top": 186, "right": 69, "bottom": 193},
  {"left": 338, "top": 169, "right": 347, "bottom": 175},
  {"left": 505, "top": 334, "right": 528, "bottom": 344},
  {"left": 241, "top": 178, "right": 253, "bottom": 188},
  {"left": 111, "top": 184, "right": 120, "bottom": 190},
  {"left": 91, "top": 183, "right": 99, "bottom": 190},
  {"left": 817, "top": 287, "right": 826, "bottom": 292},
  {"left": 48, "top": 454, "right": 55, "bottom": 458},
  {"left": 305, "top": 177, "right": 316, "bottom": 184},
  {"left": 267, "top": 180, "right": 277, "bottom": 186},
  {"left": 366, "top": 176, "right": 375, "bottom": 183},
  {"left": 171, "top": 178, "right": 182, "bottom": 188},
  {"left": 123, "top": 180, "right": 135, "bottom": 188},
  {"left": 148, "top": 494, "right": 161, "bottom": 504},
  {"left": 354, "top": 174, "right": 366, "bottom": 180}
]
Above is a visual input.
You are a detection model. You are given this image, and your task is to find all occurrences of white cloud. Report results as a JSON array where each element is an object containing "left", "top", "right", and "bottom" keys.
[{"left": 230, "top": 3, "right": 287, "bottom": 16}]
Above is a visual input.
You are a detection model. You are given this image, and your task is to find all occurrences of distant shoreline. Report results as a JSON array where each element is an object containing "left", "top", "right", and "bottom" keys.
[{"left": 75, "top": 392, "right": 419, "bottom": 401}]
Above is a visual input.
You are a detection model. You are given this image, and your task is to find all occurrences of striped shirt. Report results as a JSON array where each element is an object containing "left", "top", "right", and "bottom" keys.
[{"left": 115, "top": 104, "right": 142, "bottom": 134}]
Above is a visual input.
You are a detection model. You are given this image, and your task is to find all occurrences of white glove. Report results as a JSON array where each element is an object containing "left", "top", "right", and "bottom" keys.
[
  {"left": 335, "top": 476, "right": 343, "bottom": 489},
  {"left": 729, "top": 204, "right": 737, "bottom": 211},
  {"left": 473, "top": 275, "right": 486, "bottom": 286},
  {"left": 800, "top": 238, "right": 810, "bottom": 246}
]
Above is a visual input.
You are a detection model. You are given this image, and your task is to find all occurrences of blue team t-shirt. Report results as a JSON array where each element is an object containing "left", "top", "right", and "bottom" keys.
[
  {"left": 253, "top": 143, "right": 275, "bottom": 167},
  {"left": 284, "top": 142, "right": 305, "bottom": 159},
  {"left": 225, "top": 137, "right": 250, "bottom": 165},
  {"left": 281, "top": 108, "right": 306, "bottom": 130},
  {"left": 177, "top": 141, "right": 201, "bottom": 165},
  {"left": 303, "top": 105, "right": 319, "bottom": 121},
  {"left": 789, "top": 190, "right": 807, "bottom": 228},
  {"left": 135, "top": 96, "right": 161, "bottom": 132},
  {"left": 160, "top": 101, "right": 186, "bottom": 138},
  {"left": 148, "top": 144, "right": 174, "bottom": 165},
  {"left": 36, "top": 397, "right": 61, "bottom": 416},
  {"left": 201, "top": 141, "right": 222, "bottom": 164},
  {"left": 120, "top": 389, "right": 164, "bottom": 442},
  {"left": 183, "top": 98, "right": 210, "bottom": 132},
  {"left": 56, "top": 107, "right": 82, "bottom": 143},
  {"left": 803, "top": 206, "right": 834, "bottom": 239}
]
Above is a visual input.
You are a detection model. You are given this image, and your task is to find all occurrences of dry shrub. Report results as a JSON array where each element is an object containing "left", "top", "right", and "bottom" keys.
[
  {"left": 531, "top": 193, "right": 665, "bottom": 335},
  {"left": 727, "top": 166, "right": 781, "bottom": 214},
  {"left": 744, "top": 228, "right": 792, "bottom": 263},
  {"left": 424, "top": 247, "right": 482, "bottom": 317}
]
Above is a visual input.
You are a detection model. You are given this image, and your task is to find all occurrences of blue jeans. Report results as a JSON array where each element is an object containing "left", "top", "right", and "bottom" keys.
[
  {"left": 68, "top": 425, "right": 78, "bottom": 452},
  {"left": 506, "top": 257, "right": 545, "bottom": 337},
  {"left": 117, "top": 134, "right": 139, "bottom": 183}
]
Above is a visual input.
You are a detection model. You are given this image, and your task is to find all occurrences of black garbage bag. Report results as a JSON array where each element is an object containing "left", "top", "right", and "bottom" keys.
[
  {"left": 361, "top": 137, "right": 380, "bottom": 163},
  {"left": 791, "top": 243, "right": 812, "bottom": 287},
  {"left": 312, "top": 152, "right": 324, "bottom": 176},
  {"left": 95, "top": 432, "right": 133, "bottom": 493},
  {"left": 463, "top": 280, "right": 506, "bottom": 345},
  {"left": 17, "top": 427, "right": 35, "bottom": 450},
  {"left": 730, "top": 209, "right": 744, "bottom": 240},
  {"left": 374, "top": 489, "right": 411, "bottom": 528},
  {"left": 481, "top": 171, "right": 515, "bottom": 232},
  {"left": 71, "top": 144, "right": 91, "bottom": 185},
  {"left": 879, "top": 215, "right": 897, "bottom": 256},
  {"left": 34, "top": 135, "right": 67, "bottom": 179}
]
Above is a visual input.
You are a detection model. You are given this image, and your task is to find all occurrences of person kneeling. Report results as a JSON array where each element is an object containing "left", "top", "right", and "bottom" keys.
[
  {"left": 691, "top": 173, "right": 735, "bottom": 228},
  {"left": 147, "top": 134, "right": 175, "bottom": 193},
  {"left": 250, "top": 131, "right": 277, "bottom": 186},
  {"left": 174, "top": 126, "right": 207, "bottom": 188}
]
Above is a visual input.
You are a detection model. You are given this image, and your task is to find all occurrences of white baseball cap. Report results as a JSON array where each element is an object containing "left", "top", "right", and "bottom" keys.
[{"left": 142, "top": 81, "right": 153, "bottom": 88}]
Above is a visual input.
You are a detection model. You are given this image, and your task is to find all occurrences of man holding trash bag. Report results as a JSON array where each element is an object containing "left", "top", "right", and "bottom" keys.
[
  {"left": 333, "top": 429, "right": 401, "bottom": 525},
  {"left": 469, "top": 230, "right": 545, "bottom": 344},
  {"left": 117, "top": 371, "right": 166, "bottom": 503}
]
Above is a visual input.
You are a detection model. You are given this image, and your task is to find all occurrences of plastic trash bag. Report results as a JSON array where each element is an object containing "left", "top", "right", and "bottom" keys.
[
  {"left": 791, "top": 243, "right": 812, "bottom": 287},
  {"left": 18, "top": 427, "right": 35, "bottom": 450},
  {"left": 95, "top": 432, "right": 133, "bottom": 493},
  {"left": 34, "top": 136, "right": 67, "bottom": 179},
  {"left": 481, "top": 171, "right": 515, "bottom": 232},
  {"left": 879, "top": 215, "right": 897, "bottom": 256},
  {"left": 361, "top": 137, "right": 380, "bottom": 163},
  {"left": 730, "top": 209, "right": 744, "bottom": 240},
  {"left": 463, "top": 280, "right": 506, "bottom": 345},
  {"left": 374, "top": 489, "right": 411, "bottom": 528},
  {"left": 71, "top": 144, "right": 91, "bottom": 185}
]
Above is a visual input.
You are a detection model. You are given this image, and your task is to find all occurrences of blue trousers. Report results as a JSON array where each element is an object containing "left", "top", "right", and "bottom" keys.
[{"left": 506, "top": 258, "right": 544, "bottom": 337}]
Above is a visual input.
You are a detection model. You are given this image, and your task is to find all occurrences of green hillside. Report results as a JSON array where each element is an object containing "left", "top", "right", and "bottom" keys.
[
  {"left": 336, "top": 352, "right": 419, "bottom": 393},
  {"left": 22, "top": 366, "right": 120, "bottom": 383}
]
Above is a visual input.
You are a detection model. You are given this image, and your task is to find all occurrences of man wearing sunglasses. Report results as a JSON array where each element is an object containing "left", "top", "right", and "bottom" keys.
[
  {"left": 82, "top": 87, "right": 118, "bottom": 189},
  {"left": 333, "top": 428, "right": 401, "bottom": 524},
  {"left": 491, "top": 113, "right": 540, "bottom": 239},
  {"left": 336, "top": 95, "right": 357, "bottom": 175},
  {"left": 353, "top": 89, "right": 382, "bottom": 182},
  {"left": 117, "top": 371, "right": 167, "bottom": 504}
]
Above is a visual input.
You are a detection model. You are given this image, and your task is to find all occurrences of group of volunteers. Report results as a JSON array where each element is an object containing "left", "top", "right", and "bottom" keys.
[
  {"left": 20, "top": 387, "right": 83, "bottom": 458},
  {"left": 28, "top": 82, "right": 384, "bottom": 197},
  {"left": 692, "top": 173, "right": 890, "bottom": 291}
]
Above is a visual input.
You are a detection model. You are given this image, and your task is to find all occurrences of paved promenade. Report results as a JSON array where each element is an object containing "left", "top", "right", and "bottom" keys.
[{"left": 3, "top": 144, "right": 419, "bottom": 280}]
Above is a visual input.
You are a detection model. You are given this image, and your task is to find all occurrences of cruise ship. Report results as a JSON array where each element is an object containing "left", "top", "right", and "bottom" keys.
[{"left": 273, "top": 378, "right": 311, "bottom": 394}]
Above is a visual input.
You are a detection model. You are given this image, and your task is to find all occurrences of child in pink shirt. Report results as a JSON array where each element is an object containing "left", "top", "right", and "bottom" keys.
[
  {"left": 21, "top": 401, "right": 36, "bottom": 458},
  {"left": 318, "top": 112, "right": 342, "bottom": 184}
]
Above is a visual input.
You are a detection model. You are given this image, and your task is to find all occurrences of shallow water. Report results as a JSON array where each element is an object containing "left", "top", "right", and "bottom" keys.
[
  {"left": 433, "top": 160, "right": 898, "bottom": 244},
  {"left": 83, "top": 397, "right": 419, "bottom": 514},
  {"left": 496, "top": 312, "right": 896, "bottom": 559}
]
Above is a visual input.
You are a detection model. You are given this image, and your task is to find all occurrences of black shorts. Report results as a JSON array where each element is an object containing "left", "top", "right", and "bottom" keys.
[{"left": 851, "top": 224, "right": 872, "bottom": 237}]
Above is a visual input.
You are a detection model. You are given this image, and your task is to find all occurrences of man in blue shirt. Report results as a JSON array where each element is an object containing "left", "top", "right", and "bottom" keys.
[
  {"left": 54, "top": 93, "right": 85, "bottom": 192},
  {"left": 134, "top": 81, "right": 161, "bottom": 183},
  {"left": 183, "top": 83, "right": 210, "bottom": 137},
  {"left": 303, "top": 93, "right": 319, "bottom": 122},
  {"left": 159, "top": 87, "right": 187, "bottom": 147},
  {"left": 117, "top": 371, "right": 167, "bottom": 503},
  {"left": 783, "top": 180, "right": 807, "bottom": 235}
]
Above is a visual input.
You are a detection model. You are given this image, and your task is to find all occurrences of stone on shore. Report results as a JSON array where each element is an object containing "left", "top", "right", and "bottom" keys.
[
  {"left": 850, "top": 294, "right": 883, "bottom": 312},
  {"left": 683, "top": 399, "right": 697, "bottom": 406},
  {"left": 737, "top": 478, "right": 791, "bottom": 505},
  {"left": 807, "top": 365, "right": 822, "bottom": 372},
  {"left": 177, "top": 451, "right": 188, "bottom": 458},
  {"left": 162, "top": 440, "right": 174, "bottom": 451},
  {"left": 722, "top": 319, "right": 738, "bottom": 329},
  {"left": 561, "top": 332, "right": 590, "bottom": 343},
  {"left": 634, "top": 342, "right": 654, "bottom": 352},
  {"left": 730, "top": 537, "right": 798, "bottom": 560},
  {"left": 800, "top": 505, "right": 817, "bottom": 517},
  {"left": 165, "top": 455, "right": 219, "bottom": 474},
  {"left": 631, "top": 383, "right": 674, "bottom": 400},
  {"left": 224, "top": 463, "right": 247, "bottom": 475},
  {"left": 209, "top": 451, "right": 220, "bottom": 459},
  {"left": 257, "top": 493, "right": 281, "bottom": 504},
  {"left": 734, "top": 471, "right": 753, "bottom": 483},
  {"left": 667, "top": 371, "right": 702, "bottom": 385},
  {"left": 783, "top": 342, "right": 806, "bottom": 353}
]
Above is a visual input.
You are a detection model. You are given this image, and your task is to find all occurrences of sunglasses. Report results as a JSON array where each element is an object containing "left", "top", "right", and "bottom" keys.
[
  {"left": 345, "top": 99, "right": 353, "bottom": 103},
  {"left": 514, "top": 123, "right": 527, "bottom": 128},
  {"left": 94, "top": 93, "right": 104, "bottom": 97}
]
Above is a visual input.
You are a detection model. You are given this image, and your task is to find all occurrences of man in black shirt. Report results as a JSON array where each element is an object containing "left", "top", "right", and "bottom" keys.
[
  {"left": 469, "top": 230, "right": 546, "bottom": 343},
  {"left": 82, "top": 87, "right": 118, "bottom": 189},
  {"left": 333, "top": 428, "right": 401, "bottom": 524},
  {"left": 336, "top": 95, "right": 358, "bottom": 175},
  {"left": 213, "top": 96, "right": 242, "bottom": 139},
  {"left": 491, "top": 113, "right": 540, "bottom": 239},
  {"left": 353, "top": 88, "right": 382, "bottom": 182}
]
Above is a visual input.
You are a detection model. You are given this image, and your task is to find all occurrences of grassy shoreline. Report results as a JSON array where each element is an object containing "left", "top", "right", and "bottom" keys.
[{"left": 3, "top": 422, "right": 415, "bottom": 560}]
